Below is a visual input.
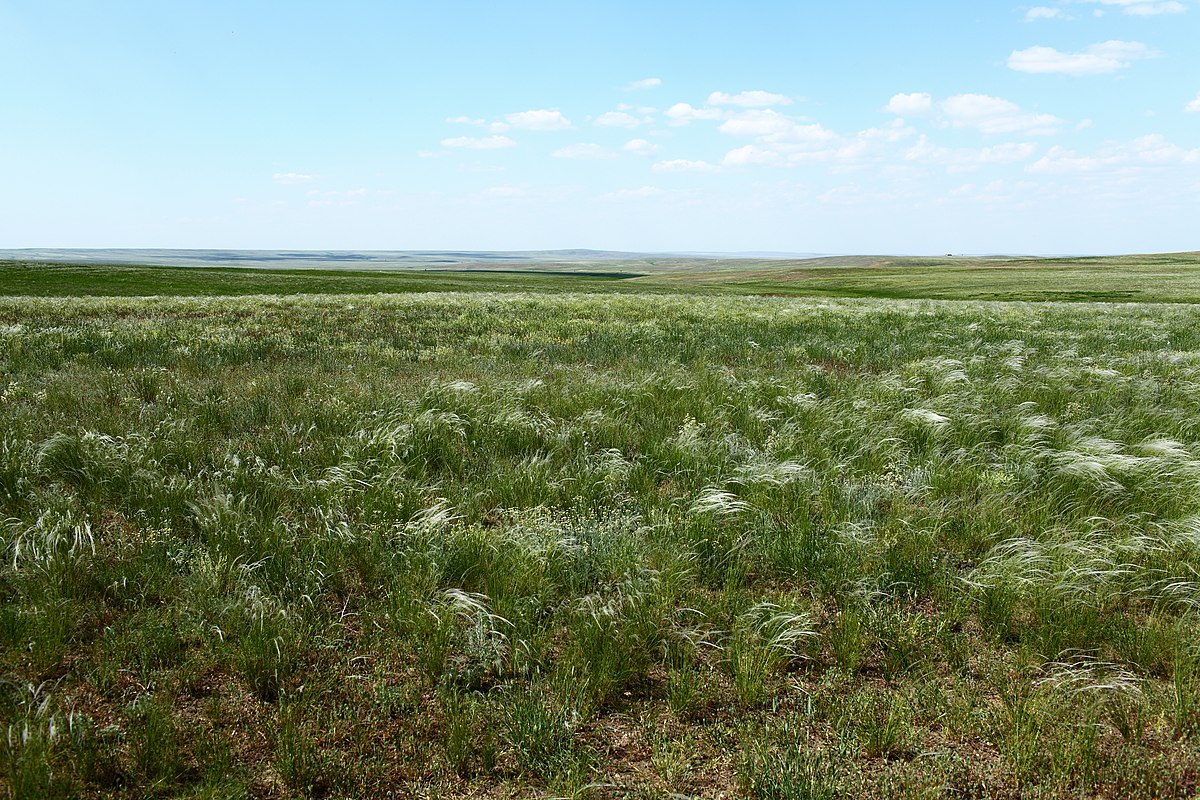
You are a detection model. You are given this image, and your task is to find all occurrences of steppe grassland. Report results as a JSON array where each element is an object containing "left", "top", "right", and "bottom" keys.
[{"left": 2, "top": 291, "right": 1200, "bottom": 798}]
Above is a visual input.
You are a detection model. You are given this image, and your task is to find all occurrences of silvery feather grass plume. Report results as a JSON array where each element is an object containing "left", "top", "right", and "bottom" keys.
[
  {"left": 900, "top": 408, "right": 951, "bottom": 432},
  {"left": 437, "top": 588, "right": 510, "bottom": 638},
  {"left": 404, "top": 499, "right": 460, "bottom": 536},
  {"left": 579, "top": 569, "right": 661, "bottom": 623},
  {"left": 433, "top": 588, "right": 512, "bottom": 678},
  {"left": 5, "top": 681, "right": 86, "bottom": 756},
  {"left": 964, "top": 518, "right": 1200, "bottom": 609},
  {"left": 9, "top": 508, "right": 94, "bottom": 570},
  {"left": 731, "top": 458, "right": 811, "bottom": 487},
  {"left": 1036, "top": 652, "right": 1143, "bottom": 702},
  {"left": 736, "top": 602, "right": 818, "bottom": 662},
  {"left": 690, "top": 487, "right": 753, "bottom": 517}
]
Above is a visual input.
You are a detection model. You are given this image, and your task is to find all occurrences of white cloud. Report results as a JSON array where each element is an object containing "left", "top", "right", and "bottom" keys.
[
  {"left": 625, "top": 77, "right": 662, "bottom": 90},
  {"left": 595, "top": 110, "right": 650, "bottom": 128},
  {"left": 623, "top": 138, "right": 661, "bottom": 156},
  {"left": 306, "top": 187, "right": 371, "bottom": 207},
  {"left": 1124, "top": 1, "right": 1186, "bottom": 14},
  {"left": 304, "top": 187, "right": 369, "bottom": 208},
  {"left": 715, "top": 118, "right": 915, "bottom": 170},
  {"left": 942, "top": 94, "right": 1063, "bottom": 135},
  {"left": 480, "top": 185, "right": 527, "bottom": 198},
  {"left": 1187, "top": 92, "right": 1200, "bottom": 112},
  {"left": 272, "top": 172, "right": 313, "bottom": 185},
  {"left": 1008, "top": 40, "right": 1160, "bottom": 75},
  {"left": 447, "top": 116, "right": 511, "bottom": 133},
  {"left": 884, "top": 92, "right": 933, "bottom": 115},
  {"left": 717, "top": 109, "right": 794, "bottom": 138},
  {"left": 1028, "top": 134, "right": 1200, "bottom": 173},
  {"left": 979, "top": 143, "right": 1040, "bottom": 163},
  {"left": 441, "top": 135, "right": 517, "bottom": 149},
  {"left": 1028, "top": 147, "right": 1108, "bottom": 173},
  {"left": 601, "top": 186, "right": 664, "bottom": 199},
  {"left": 504, "top": 109, "right": 573, "bottom": 131},
  {"left": 552, "top": 143, "right": 614, "bottom": 159},
  {"left": 855, "top": 119, "right": 917, "bottom": 145},
  {"left": 665, "top": 103, "right": 724, "bottom": 124},
  {"left": 651, "top": 159, "right": 718, "bottom": 173},
  {"left": 723, "top": 145, "right": 783, "bottom": 167},
  {"left": 1072, "top": 0, "right": 1185, "bottom": 15},
  {"left": 1025, "top": 6, "right": 1067, "bottom": 20},
  {"left": 718, "top": 110, "right": 838, "bottom": 143},
  {"left": 307, "top": 188, "right": 368, "bottom": 198},
  {"left": 707, "top": 90, "right": 792, "bottom": 107},
  {"left": 905, "top": 136, "right": 1038, "bottom": 169}
]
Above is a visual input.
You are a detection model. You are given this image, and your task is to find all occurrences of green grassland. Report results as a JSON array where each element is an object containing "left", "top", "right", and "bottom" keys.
[
  {"left": 2, "top": 260, "right": 1200, "bottom": 798},
  {"left": 4, "top": 251, "right": 1200, "bottom": 302},
  {"left": 0, "top": 261, "right": 644, "bottom": 299},
  {"left": 644, "top": 251, "right": 1200, "bottom": 303}
]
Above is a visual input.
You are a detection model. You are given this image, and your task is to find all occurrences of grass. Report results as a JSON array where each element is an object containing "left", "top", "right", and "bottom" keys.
[
  {"left": 0, "top": 260, "right": 644, "bottom": 298},
  {"left": 644, "top": 251, "right": 1200, "bottom": 303},
  {"left": 5, "top": 250, "right": 1200, "bottom": 302},
  {"left": 0, "top": 260, "right": 1199, "bottom": 797}
]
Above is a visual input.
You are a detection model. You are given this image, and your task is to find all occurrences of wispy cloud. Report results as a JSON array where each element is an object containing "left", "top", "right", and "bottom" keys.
[
  {"left": 273, "top": 172, "right": 313, "bottom": 185},
  {"left": 652, "top": 159, "right": 718, "bottom": 173},
  {"left": 441, "top": 135, "right": 517, "bottom": 149},
  {"left": 1187, "top": 91, "right": 1200, "bottom": 112},
  {"left": 717, "top": 120, "right": 914, "bottom": 170},
  {"left": 707, "top": 90, "right": 792, "bottom": 107},
  {"left": 723, "top": 145, "right": 784, "bottom": 167},
  {"left": 624, "top": 77, "right": 662, "bottom": 90},
  {"left": 884, "top": 92, "right": 933, "bottom": 115},
  {"left": 601, "top": 186, "right": 664, "bottom": 199},
  {"left": 1025, "top": 6, "right": 1069, "bottom": 20},
  {"left": 1028, "top": 134, "right": 1199, "bottom": 173},
  {"left": 504, "top": 109, "right": 573, "bottom": 131},
  {"left": 552, "top": 143, "right": 614, "bottom": 159},
  {"left": 447, "top": 115, "right": 513, "bottom": 133},
  {"left": 1072, "top": 0, "right": 1186, "bottom": 15},
  {"left": 479, "top": 185, "right": 527, "bottom": 199},
  {"left": 623, "top": 138, "right": 661, "bottom": 156},
  {"left": 665, "top": 102, "right": 724, "bottom": 124},
  {"left": 905, "top": 136, "right": 1039, "bottom": 170},
  {"left": 595, "top": 110, "right": 652, "bottom": 128},
  {"left": 719, "top": 110, "right": 838, "bottom": 143},
  {"left": 306, "top": 187, "right": 372, "bottom": 207},
  {"left": 942, "top": 94, "right": 1063, "bottom": 135},
  {"left": 1009, "top": 40, "right": 1160, "bottom": 75}
]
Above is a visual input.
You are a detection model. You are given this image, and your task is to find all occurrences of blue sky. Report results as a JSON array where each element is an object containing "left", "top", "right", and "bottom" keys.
[{"left": 1, "top": 1, "right": 1197, "bottom": 254}]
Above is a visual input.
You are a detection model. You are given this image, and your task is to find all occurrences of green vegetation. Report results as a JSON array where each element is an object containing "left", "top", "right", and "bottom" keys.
[
  {"left": 4, "top": 250, "right": 1200, "bottom": 302},
  {"left": 0, "top": 261, "right": 643, "bottom": 298},
  {"left": 2, "top": 261, "right": 1200, "bottom": 797},
  {"left": 644, "top": 251, "right": 1200, "bottom": 303}
]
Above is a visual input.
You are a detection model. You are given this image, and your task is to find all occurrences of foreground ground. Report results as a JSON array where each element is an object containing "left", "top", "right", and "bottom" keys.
[{"left": 2, "top": 269, "right": 1200, "bottom": 798}]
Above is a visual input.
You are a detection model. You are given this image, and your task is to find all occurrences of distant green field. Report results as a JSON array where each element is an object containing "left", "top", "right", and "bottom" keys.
[
  {"left": 641, "top": 251, "right": 1200, "bottom": 303},
  {"left": 0, "top": 261, "right": 643, "bottom": 298},
  {"left": 3, "top": 251, "right": 1200, "bottom": 302}
]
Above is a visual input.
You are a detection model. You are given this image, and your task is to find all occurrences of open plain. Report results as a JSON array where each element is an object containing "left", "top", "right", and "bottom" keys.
[{"left": 2, "top": 254, "right": 1200, "bottom": 798}]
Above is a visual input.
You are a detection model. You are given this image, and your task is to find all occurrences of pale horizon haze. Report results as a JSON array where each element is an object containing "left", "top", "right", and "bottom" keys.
[{"left": 1, "top": 0, "right": 1198, "bottom": 255}]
